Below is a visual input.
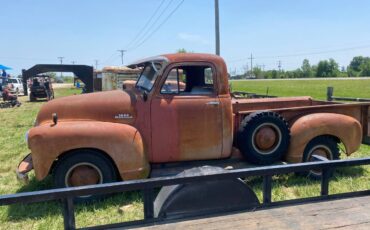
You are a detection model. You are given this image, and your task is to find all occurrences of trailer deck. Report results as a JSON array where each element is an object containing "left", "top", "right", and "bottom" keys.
[{"left": 134, "top": 195, "right": 370, "bottom": 230}]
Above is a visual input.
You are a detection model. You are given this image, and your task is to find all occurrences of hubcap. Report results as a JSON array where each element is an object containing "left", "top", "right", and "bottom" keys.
[
  {"left": 65, "top": 163, "right": 103, "bottom": 187},
  {"left": 252, "top": 123, "right": 282, "bottom": 155}
]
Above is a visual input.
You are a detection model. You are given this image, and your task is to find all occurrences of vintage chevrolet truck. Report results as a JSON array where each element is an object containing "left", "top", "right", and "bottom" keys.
[{"left": 17, "top": 53, "right": 370, "bottom": 197}]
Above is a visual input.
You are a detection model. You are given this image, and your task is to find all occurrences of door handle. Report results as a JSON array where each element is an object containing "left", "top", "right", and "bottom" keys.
[{"left": 206, "top": 101, "right": 220, "bottom": 106}]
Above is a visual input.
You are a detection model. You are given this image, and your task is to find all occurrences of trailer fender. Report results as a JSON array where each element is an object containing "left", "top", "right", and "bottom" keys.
[
  {"left": 28, "top": 121, "right": 149, "bottom": 181},
  {"left": 286, "top": 113, "right": 362, "bottom": 163}
]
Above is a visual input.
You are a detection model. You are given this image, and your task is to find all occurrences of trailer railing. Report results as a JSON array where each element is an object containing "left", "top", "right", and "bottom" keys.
[
  {"left": 1, "top": 157, "right": 370, "bottom": 230},
  {"left": 327, "top": 86, "right": 370, "bottom": 102}
]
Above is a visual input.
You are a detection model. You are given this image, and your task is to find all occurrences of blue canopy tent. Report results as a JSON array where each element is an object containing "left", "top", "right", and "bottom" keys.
[{"left": 0, "top": 65, "right": 12, "bottom": 70}]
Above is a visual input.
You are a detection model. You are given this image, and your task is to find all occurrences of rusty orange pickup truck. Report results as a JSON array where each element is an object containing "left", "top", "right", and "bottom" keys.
[{"left": 17, "top": 53, "right": 370, "bottom": 197}]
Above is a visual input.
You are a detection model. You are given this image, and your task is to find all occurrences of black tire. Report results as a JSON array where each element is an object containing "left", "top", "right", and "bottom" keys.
[
  {"left": 237, "top": 111, "right": 290, "bottom": 165},
  {"left": 29, "top": 93, "right": 36, "bottom": 102},
  {"left": 302, "top": 136, "right": 340, "bottom": 180},
  {"left": 53, "top": 150, "right": 117, "bottom": 202}
]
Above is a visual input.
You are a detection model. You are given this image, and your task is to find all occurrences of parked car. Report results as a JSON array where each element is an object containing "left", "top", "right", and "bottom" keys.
[
  {"left": 17, "top": 53, "right": 370, "bottom": 201},
  {"left": 7, "top": 78, "right": 24, "bottom": 95}
]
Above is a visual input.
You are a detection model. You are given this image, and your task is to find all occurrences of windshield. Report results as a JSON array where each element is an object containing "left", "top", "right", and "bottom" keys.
[
  {"left": 7, "top": 79, "right": 18, "bottom": 83},
  {"left": 136, "top": 61, "right": 163, "bottom": 92}
]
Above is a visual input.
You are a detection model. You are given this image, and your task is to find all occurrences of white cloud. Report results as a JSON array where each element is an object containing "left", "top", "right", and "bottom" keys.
[{"left": 177, "top": 33, "right": 210, "bottom": 45}]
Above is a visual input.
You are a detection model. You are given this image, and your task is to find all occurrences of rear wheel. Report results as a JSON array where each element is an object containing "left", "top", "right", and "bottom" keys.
[
  {"left": 302, "top": 136, "right": 340, "bottom": 179},
  {"left": 53, "top": 150, "right": 117, "bottom": 202},
  {"left": 29, "top": 93, "right": 36, "bottom": 102},
  {"left": 237, "top": 111, "right": 290, "bottom": 165}
]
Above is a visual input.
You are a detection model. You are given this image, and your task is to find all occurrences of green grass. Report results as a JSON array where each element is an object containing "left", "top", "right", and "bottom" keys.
[
  {"left": 230, "top": 78, "right": 370, "bottom": 100},
  {"left": 1, "top": 79, "right": 370, "bottom": 229}
]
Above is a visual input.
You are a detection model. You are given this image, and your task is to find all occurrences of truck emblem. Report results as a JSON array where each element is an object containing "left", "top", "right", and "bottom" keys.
[{"left": 115, "top": 113, "right": 133, "bottom": 119}]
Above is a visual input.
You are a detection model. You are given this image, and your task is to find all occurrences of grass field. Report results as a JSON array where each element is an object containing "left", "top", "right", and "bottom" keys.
[{"left": 0, "top": 79, "right": 370, "bottom": 229}]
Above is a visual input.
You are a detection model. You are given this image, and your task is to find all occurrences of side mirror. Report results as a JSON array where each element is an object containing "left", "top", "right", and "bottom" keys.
[{"left": 143, "top": 91, "right": 148, "bottom": 102}]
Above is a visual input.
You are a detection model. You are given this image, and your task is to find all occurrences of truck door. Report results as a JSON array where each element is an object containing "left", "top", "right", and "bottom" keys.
[{"left": 150, "top": 63, "right": 223, "bottom": 163}]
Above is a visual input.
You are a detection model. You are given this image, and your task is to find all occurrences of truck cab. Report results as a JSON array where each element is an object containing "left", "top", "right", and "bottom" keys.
[{"left": 129, "top": 54, "right": 233, "bottom": 163}]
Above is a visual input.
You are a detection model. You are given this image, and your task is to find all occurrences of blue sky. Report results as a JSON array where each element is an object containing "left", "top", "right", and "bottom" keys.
[{"left": 1, "top": 0, "right": 370, "bottom": 75}]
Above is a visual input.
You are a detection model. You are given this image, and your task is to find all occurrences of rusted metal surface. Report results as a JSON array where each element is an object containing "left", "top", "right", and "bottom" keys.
[
  {"left": 286, "top": 113, "right": 362, "bottom": 163},
  {"left": 28, "top": 121, "right": 149, "bottom": 180},
  {"left": 21, "top": 53, "right": 370, "bottom": 186},
  {"left": 254, "top": 126, "right": 277, "bottom": 150}
]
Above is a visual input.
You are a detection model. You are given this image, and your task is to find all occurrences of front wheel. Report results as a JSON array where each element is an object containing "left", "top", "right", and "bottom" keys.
[
  {"left": 302, "top": 136, "right": 340, "bottom": 179},
  {"left": 53, "top": 150, "right": 117, "bottom": 202}
]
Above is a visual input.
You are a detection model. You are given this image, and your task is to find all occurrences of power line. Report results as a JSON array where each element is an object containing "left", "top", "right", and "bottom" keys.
[
  {"left": 128, "top": 0, "right": 175, "bottom": 50},
  {"left": 125, "top": 0, "right": 166, "bottom": 50},
  {"left": 129, "top": 0, "right": 184, "bottom": 51},
  {"left": 229, "top": 44, "right": 370, "bottom": 63}
]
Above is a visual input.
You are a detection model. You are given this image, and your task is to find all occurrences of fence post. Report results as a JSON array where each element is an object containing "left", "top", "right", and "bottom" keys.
[
  {"left": 263, "top": 175, "right": 272, "bottom": 204},
  {"left": 321, "top": 169, "right": 330, "bottom": 196},
  {"left": 62, "top": 197, "right": 76, "bottom": 230},
  {"left": 143, "top": 189, "right": 154, "bottom": 219},
  {"left": 327, "top": 87, "right": 334, "bottom": 101}
]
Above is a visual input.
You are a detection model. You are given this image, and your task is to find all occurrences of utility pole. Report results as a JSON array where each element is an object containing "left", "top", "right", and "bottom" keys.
[
  {"left": 261, "top": 64, "right": 266, "bottom": 71},
  {"left": 57, "top": 57, "right": 64, "bottom": 78},
  {"left": 248, "top": 54, "right": 254, "bottom": 78},
  {"left": 278, "top": 60, "right": 282, "bottom": 72},
  {"left": 117, "top": 50, "right": 126, "bottom": 65},
  {"left": 71, "top": 61, "right": 76, "bottom": 86},
  {"left": 58, "top": 57, "right": 64, "bottom": 64},
  {"left": 215, "top": 0, "right": 220, "bottom": 55},
  {"left": 94, "top": 60, "right": 99, "bottom": 70}
]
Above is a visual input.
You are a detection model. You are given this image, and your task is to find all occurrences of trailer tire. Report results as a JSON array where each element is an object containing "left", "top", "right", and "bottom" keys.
[
  {"left": 302, "top": 136, "right": 340, "bottom": 180},
  {"left": 238, "top": 111, "right": 290, "bottom": 165},
  {"left": 53, "top": 150, "right": 117, "bottom": 202}
]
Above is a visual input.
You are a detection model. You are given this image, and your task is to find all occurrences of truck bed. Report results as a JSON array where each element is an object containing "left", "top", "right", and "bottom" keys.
[{"left": 232, "top": 96, "right": 370, "bottom": 144}]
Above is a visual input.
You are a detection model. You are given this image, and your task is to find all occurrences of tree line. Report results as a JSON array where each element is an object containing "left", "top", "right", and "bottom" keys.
[{"left": 232, "top": 56, "right": 370, "bottom": 79}]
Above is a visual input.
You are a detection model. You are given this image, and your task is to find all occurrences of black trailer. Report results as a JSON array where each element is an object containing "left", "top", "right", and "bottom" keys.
[{"left": 21, "top": 64, "right": 94, "bottom": 97}]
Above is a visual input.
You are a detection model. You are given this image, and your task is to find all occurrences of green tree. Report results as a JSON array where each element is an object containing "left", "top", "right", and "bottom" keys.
[
  {"left": 349, "top": 56, "right": 367, "bottom": 72},
  {"left": 177, "top": 48, "right": 187, "bottom": 53},
  {"left": 316, "top": 59, "right": 339, "bottom": 77},
  {"left": 301, "top": 59, "right": 313, "bottom": 78},
  {"left": 252, "top": 67, "right": 263, "bottom": 79},
  {"left": 360, "top": 61, "right": 370, "bottom": 76}
]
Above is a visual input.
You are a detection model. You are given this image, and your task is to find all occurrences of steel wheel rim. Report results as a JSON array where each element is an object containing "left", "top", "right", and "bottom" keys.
[
  {"left": 251, "top": 123, "right": 282, "bottom": 155},
  {"left": 65, "top": 162, "right": 103, "bottom": 198},
  {"left": 307, "top": 145, "right": 333, "bottom": 176}
]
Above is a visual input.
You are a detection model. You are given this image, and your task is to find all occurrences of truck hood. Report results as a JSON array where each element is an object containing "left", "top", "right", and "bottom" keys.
[{"left": 35, "top": 90, "right": 137, "bottom": 126}]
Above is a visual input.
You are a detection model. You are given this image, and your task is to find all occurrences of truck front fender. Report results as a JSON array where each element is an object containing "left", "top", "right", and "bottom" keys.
[
  {"left": 28, "top": 121, "right": 150, "bottom": 181},
  {"left": 286, "top": 113, "right": 362, "bottom": 163}
]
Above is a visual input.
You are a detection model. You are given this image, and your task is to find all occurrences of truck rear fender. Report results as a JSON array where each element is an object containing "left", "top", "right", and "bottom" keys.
[
  {"left": 286, "top": 113, "right": 362, "bottom": 163},
  {"left": 28, "top": 121, "right": 150, "bottom": 181}
]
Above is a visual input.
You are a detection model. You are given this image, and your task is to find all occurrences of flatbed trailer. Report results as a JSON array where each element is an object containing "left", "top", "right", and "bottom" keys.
[
  {"left": 133, "top": 195, "right": 370, "bottom": 230},
  {"left": 3, "top": 156, "right": 370, "bottom": 230}
]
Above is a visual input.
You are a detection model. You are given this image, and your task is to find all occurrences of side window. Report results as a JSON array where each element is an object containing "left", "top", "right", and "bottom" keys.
[
  {"left": 161, "top": 65, "right": 214, "bottom": 95},
  {"left": 160, "top": 68, "right": 185, "bottom": 94}
]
